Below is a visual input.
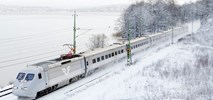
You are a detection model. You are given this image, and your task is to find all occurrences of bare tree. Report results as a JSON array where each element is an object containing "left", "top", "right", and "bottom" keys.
[{"left": 88, "top": 34, "right": 108, "bottom": 50}]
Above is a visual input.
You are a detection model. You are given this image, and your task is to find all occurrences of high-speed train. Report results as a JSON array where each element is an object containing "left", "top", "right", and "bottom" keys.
[{"left": 12, "top": 26, "right": 188, "bottom": 99}]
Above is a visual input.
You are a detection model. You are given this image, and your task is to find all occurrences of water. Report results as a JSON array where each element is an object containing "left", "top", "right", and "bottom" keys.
[{"left": 0, "top": 12, "right": 122, "bottom": 87}]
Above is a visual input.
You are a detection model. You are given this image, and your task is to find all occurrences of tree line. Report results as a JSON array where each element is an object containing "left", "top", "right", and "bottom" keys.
[{"left": 115, "top": 0, "right": 213, "bottom": 38}]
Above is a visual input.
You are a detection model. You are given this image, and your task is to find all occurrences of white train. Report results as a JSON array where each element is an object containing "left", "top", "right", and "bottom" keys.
[{"left": 12, "top": 26, "right": 188, "bottom": 99}]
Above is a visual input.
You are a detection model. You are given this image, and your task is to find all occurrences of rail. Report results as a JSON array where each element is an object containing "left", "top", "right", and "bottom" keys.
[{"left": 0, "top": 85, "right": 13, "bottom": 97}]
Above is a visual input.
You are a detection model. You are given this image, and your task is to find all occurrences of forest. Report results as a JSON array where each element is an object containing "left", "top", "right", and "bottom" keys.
[{"left": 116, "top": 0, "right": 213, "bottom": 38}]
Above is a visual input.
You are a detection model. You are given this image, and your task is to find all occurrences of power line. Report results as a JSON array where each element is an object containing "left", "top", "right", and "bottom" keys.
[
  {"left": 0, "top": 26, "right": 72, "bottom": 41},
  {"left": 0, "top": 38, "right": 87, "bottom": 55},
  {"left": 0, "top": 43, "right": 88, "bottom": 69},
  {"left": 0, "top": 43, "right": 86, "bottom": 62},
  {"left": 0, "top": 54, "right": 60, "bottom": 69},
  {"left": 0, "top": 48, "right": 65, "bottom": 64},
  {"left": 0, "top": 28, "right": 94, "bottom": 48},
  {"left": 0, "top": 39, "right": 68, "bottom": 53},
  {"left": 0, "top": 28, "right": 73, "bottom": 45}
]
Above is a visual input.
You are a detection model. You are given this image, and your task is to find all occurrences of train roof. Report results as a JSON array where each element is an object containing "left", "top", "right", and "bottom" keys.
[
  {"left": 81, "top": 36, "right": 149, "bottom": 57},
  {"left": 81, "top": 42, "right": 125, "bottom": 57},
  {"left": 130, "top": 36, "right": 149, "bottom": 43},
  {"left": 31, "top": 55, "right": 84, "bottom": 69}
]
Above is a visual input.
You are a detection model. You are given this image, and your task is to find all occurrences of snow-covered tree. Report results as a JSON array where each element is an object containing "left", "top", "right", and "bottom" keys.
[
  {"left": 88, "top": 34, "right": 108, "bottom": 49},
  {"left": 116, "top": 0, "right": 213, "bottom": 38}
]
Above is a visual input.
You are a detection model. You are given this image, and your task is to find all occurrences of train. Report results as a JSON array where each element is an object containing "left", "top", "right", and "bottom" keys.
[{"left": 12, "top": 26, "right": 188, "bottom": 99}]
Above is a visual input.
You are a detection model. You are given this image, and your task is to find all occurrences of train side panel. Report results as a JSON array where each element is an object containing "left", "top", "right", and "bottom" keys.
[
  {"left": 131, "top": 38, "right": 150, "bottom": 54},
  {"left": 47, "top": 58, "right": 85, "bottom": 87},
  {"left": 85, "top": 45, "right": 126, "bottom": 72}
]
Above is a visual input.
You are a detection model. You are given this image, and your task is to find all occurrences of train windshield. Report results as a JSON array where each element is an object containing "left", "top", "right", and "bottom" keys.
[
  {"left": 16, "top": 73, "right": 26, "bottom": 80},
  {"left": 25, "top": 73, "right": 35, "bottom": 81}
]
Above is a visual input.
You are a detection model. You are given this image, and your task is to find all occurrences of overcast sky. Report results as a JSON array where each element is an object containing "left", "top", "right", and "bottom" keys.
[{"left": 0, "top": 0, "right": 198, "bottom": 9}]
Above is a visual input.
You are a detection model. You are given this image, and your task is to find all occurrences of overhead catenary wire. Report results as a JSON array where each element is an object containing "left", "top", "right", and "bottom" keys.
[
  {"left": 0, "top": 28, "right": 95, "bottom": 47},
  {"left": 0, "top": 44, "right": 87, "bottom": 63},
  {"left": 0, "top": 30, "right": 93, "bottom": 53},
  {"left": 0, "top": 26, "right": 105, "bottom": 45},
  {"left": 0, "top": 18, "right": 78, "bottom": 42},
  {"left": 0, "top": 54, "right": 60, "bottom": 69},
  {"left": 0, "top": 24, "right": 73, "bottom": 40},
  {"left": 0, "top": 33, "right": 70, "bottom": 48},
  {"left": 0, "top": 48, "right": 65, "bottom": 64},
  {"left": 0, "top": 28, "right": 73, "bottom": 45},
  {"left": 0, "top": 42, "right": 90, "bottom": 69},
  {"left": 0, "top": 39, "right": 70, "bottom": 55},
  {"left": 0, "top": 38, "right": 87, "bottom": 57}
]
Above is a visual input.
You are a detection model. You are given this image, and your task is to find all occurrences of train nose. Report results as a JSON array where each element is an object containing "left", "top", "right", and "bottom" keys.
[
  {"left": 12, "top": 84, "right": 29, "bottom": 96},
  {"left": 12, "top": 83, "right": 35, "bottom": 98}
]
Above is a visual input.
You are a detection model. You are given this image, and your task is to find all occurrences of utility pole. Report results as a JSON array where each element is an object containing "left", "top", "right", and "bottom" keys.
[
  {"left": 127, "top": 22, "right": 132, "bottom": 65},
  {"left": 73, "top": 11, "right": 77, "bottom": 54},
  {"left": 172, "top": 27, "right": 174, "bottom": 44},
  {"left": 191, "top": 10, "right": 194, "bottom": 42}
]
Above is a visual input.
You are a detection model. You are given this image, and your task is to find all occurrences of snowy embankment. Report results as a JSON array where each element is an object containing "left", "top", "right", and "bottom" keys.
[
  {"left": 61, "top": 21, "right": 212, "bottom": 100},
  {"left": 0, "top": 20, "right": 204, "bottom": 100}
]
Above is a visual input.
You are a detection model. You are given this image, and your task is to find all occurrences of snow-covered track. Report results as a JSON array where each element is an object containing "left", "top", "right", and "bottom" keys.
[
  {"left": 0, "top": 85, "right": 12, "bottom": 98},
  {"left": 64, "top": 71, "right": 111, "bottom": 94}
]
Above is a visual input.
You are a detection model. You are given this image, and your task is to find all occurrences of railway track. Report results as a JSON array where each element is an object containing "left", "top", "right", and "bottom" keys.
[
  {"left": 64, "top": 71, "right": 111, "bottom": 94},
  {"left": 0, "top": 85, "right": 13, "bottom": 98}
]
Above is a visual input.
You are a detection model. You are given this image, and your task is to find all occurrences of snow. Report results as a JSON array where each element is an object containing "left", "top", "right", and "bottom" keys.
[
  {"left": 0, "top": 18, "right": 202, "bottom": 100},
  {"left": 39, "top": 21, "right": 203, "bottom": 100}
]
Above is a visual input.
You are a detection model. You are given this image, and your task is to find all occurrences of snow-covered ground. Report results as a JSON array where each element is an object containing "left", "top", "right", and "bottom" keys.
[
  {"left": 1, "top": 19, "right": 203, "bottom": 100},
  {"left": 62, "top": 20, "right": 211, "bottom": 100},
  {"left": 0, "top": 19, "right": 203, "bottom": 100},
  {"left": 41, "top": 21, "right": 208, "bottom": 100}
]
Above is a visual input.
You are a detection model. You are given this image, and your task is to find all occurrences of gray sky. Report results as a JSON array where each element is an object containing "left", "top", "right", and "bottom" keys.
[{"left": 0, "top": 0, "right": 198, "bottom": 9}]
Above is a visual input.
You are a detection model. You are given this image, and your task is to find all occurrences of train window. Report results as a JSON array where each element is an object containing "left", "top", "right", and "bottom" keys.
[
  {"left": 105, "top": 55, "right": 108, "bottom": 59},
  {"left": 16, "top": 73, "right": 25, "bottom": 80},
  {"left": 92, "top": 59, "right": 96, "bottom": 63},
  {"left": 109, "top": 54, "right": 111, "bottom": 58},
  {"left": 101, "top": 56, "right": 104, "bottom": 60},
  {"left": 38, "top": 73, "right": 42, "bottom": 79},
  {"left": 118, "top": 51, "right": 121, "bottom": 54},
  {"left": 115, "top": 52, "right": 117, "bottom": 55},
  {"left": 121, "top": 50, "right": 124, "bottom": 53},
  {"left": 112, "top": 53, "right": 114, "bottom": 57},
  {"left": 25, "top": 73, "right": 35, "bottom": 81},
  {"left": 97, "top": 57, "right": 100, "bottom": 62}
]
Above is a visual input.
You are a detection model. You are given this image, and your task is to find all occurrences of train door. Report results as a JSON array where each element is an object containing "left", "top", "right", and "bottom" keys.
[{"left": 80, "top": 58, "right": 86, "bottom": 74}]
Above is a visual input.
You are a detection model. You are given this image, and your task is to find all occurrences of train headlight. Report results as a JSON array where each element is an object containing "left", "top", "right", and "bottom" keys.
[
  {"left": 21, "top": 87, "right": 28, "bottom": 91},
  {"left": 13, "top": 86, "right": 18, "bottom": 89}
]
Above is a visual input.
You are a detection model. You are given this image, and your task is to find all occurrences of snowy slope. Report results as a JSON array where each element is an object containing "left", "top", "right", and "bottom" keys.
[
  {"left": 0, "top": 20, "right": 202, "bottom": 100},
  {"left": 42, "top": 21, "right": 213, "bottom": 100},
  {"left": 64, "top": 20, "right": 212, "bottom": 100}
]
